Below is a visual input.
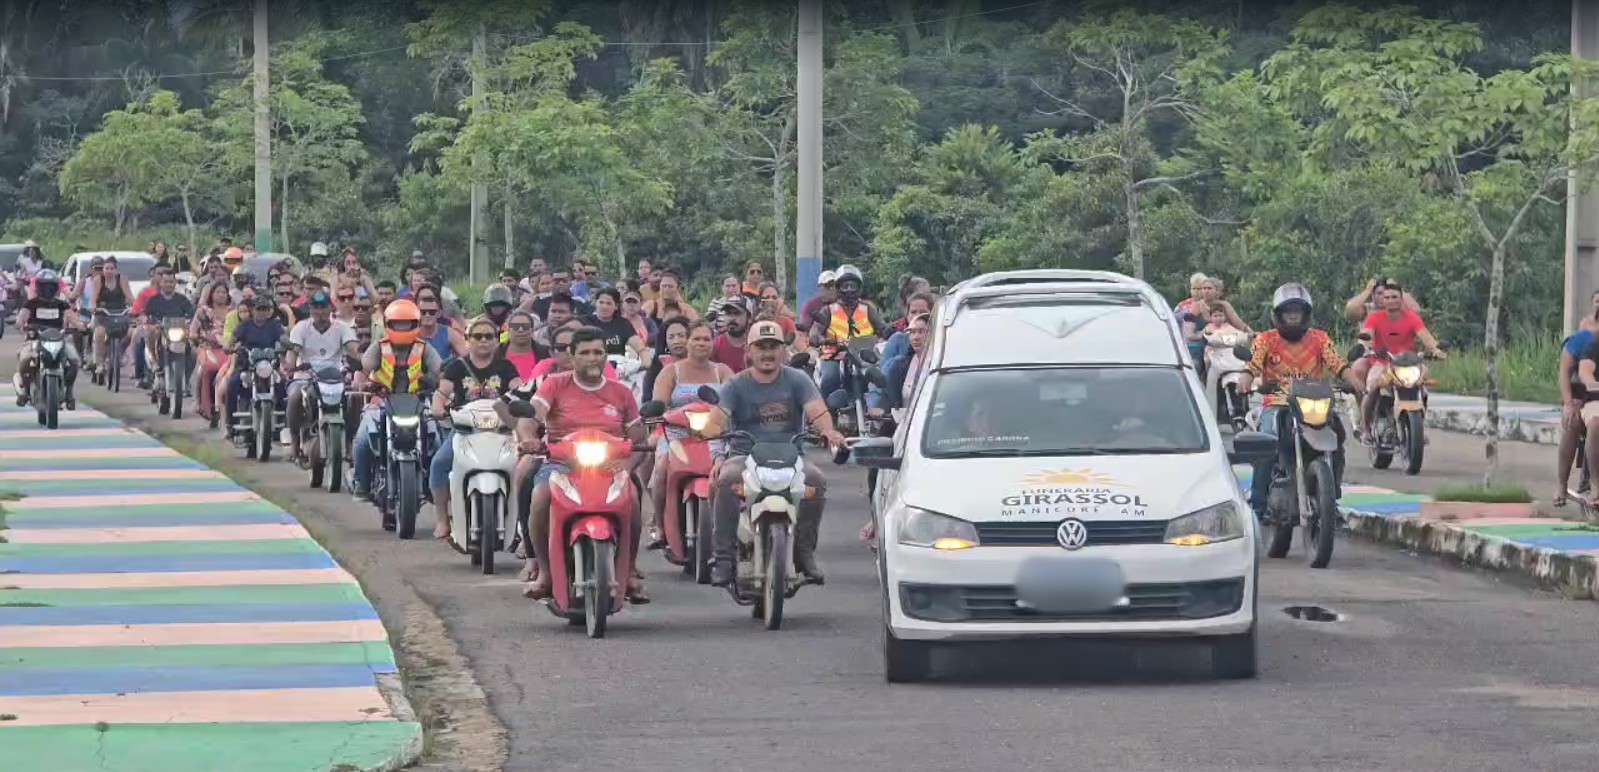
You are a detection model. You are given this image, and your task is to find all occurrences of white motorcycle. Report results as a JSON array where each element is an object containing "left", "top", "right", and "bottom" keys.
[
  {"left": 1203, "top": 330, "right": 1252, "bottom": 431},
  {"left": 446, "top": 398, "right": 518, "bottom": 574},
  {"left": 722, "top": 429, "right": 820, "bottom": 631},
  {"left": 608, "top": 352, "right": 645, "bottom": 403}
]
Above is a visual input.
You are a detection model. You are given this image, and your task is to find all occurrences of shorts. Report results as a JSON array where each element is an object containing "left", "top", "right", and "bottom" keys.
[
  {"left": 534, "top": 461, "right": 572, "bottom": 487},
  {"left": 1581, "top": 401, "right": 1599, "bottom": 426},
  {"left": 1364, "top": 358, "right": 1390, "bottom": 392}
]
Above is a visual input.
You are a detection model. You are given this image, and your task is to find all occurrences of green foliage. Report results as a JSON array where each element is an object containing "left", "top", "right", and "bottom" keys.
[{"left": 1431, "top": 483, "right": 1534, "bottom": 504}]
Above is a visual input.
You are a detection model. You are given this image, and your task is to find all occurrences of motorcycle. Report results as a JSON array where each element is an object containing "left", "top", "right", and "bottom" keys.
[
  {"left": 371, "top": 390, "right": 430, "bottom": 537},
  {"left": 150, "top": 317, "right": 192, "bottom": 418},
  {"left": 1367, "top": 350, "right": 1434, "bottom": 476},
  {"left": 608, "top": 352, "right": 645, "bottom": 403},
  {"left": 826, "top": 336, "right": 888, "bottom": 438},
  {"left": 1204, "top": 330, "right": 1252, "bottom": 430},
  {"left": 298, "top": 365, "right": 350, "bottom": 492},
  {"left": 1253, "top": 380, "right": 1346, "bottom": 569},
  {"left": 506, "top": 400, "right": 636, "bottom": 639},
  {"left": 27, "top": 328, "right": 69, "bottom": 429},
  {"left": 721, "top": 429, "right": 822, "bottom": 631},
  {"left": 639, "top": 385, "right": 720, "bottom": 584},
  {"left": 95, "top": 308, "right": 132, "bottom": 392},
  {"left": 233, "top": 346, "right": 285, "bottom": 462},
  {"left": 446, "top": 398, "right": 518, "bottom": 574}
]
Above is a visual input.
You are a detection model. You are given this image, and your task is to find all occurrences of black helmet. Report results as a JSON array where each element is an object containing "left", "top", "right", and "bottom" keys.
[
  {"left": 482, "top": 284, "right": 514, "bottom": 310},
  {"left": 1270, "top": 283, "right": 1314, "bottom": 342},
  {"left": 33, "top": 269, "right": 61, "bottom": 300}
]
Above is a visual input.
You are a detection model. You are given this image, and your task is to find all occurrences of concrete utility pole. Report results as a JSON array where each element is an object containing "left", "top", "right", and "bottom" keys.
[
  {"left": 469, "top": 25, "right": 488, "bottom": 285},
  {"left": 795, "top": 0, "right": 824, "bottom": 313},
  {"left": 1568, "top": 0, "right": 1599, "bottom": 334},
  {"left": 252, "top": 0, "right": 272, "bottom": 253}
]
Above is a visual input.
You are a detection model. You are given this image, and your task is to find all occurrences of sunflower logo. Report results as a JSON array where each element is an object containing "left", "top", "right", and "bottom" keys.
[{"left": 1021, "top": 469, "right": 1121, "bottom": 488}]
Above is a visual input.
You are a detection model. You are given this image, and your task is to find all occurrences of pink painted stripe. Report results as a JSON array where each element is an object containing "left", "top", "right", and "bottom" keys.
[
  {"left": 0, "top": 687, "right": 397, "bottom": 727},
  {"left": 4, "top": 523, "right": 311, "bottom": 545},
  {"left": 0, "top": 469, "right": 224, "bottom": 481},
  {"left": 8, "top": 491, "right": 260, "bottom": 510},
  {"left": 3, "top": 620, "right": 389, "bottom": 648},
  {"left": 0, "top": 428, "right": 135, "bottom": 439},
  {"left": 1, "top": 568, "right": 358, "bottom": 589},
  {"left": 0, "top": 447, "right": 178, "bottom": 459},
  {"left": 1343, "top": 485, "right": 1392, "bottom": 494}
]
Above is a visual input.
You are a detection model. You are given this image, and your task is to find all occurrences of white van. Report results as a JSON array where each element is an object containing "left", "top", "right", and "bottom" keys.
[{"left": 852, "top": 270, "right": 1275, "bottom": 682}]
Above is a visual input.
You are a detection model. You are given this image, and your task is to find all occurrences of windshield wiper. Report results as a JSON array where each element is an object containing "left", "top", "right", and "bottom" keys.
[{"left": 1055, "top": 447, "right": 1198, "bottom": 455}]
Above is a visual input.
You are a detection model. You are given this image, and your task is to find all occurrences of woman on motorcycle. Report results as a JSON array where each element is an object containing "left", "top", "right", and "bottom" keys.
[
  {"left": 430, "top": 316, "right": 523, "bottom": 546},
  {"left": 501, "top": 310, "right": 542, "bottom": 382},
  {"left": 646, "top": 318, "right": 734, "bottom": 548},
  {"left": 89, "top": 255, "right": 136, "bottom": 374},
  {"left": 190, "top": 281, "right": 234, "bottom": 425}
]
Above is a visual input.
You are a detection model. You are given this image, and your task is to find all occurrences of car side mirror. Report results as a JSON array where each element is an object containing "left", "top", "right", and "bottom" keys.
[
  {"left": 1228, "top": 430, "right": 1276, "bottom": 465},
  {"left": 640, "top": 400, "right": 666, "bottom": 419},
  {"left": 825, "top": 389, "right": 852, "bottom": 412},
  {"left": 506, "top": 400, "right": 536, "bottom": 419},
  {"left": 696, "top": 384, "right": 721, "bottom": 405}
]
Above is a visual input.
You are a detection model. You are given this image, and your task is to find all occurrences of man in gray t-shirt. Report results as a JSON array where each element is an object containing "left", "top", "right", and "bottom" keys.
[{"left": 707, "top": 321, "right": 846, "bottom": 587}]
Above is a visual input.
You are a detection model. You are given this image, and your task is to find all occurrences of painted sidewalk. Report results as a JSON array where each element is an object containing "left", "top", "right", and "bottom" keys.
[
  {"left": 0, "top": 385, "right": 422, "bottom": 771},
  {"left": 1235, "top": 466, "right": 1599, "bottom": 597}
]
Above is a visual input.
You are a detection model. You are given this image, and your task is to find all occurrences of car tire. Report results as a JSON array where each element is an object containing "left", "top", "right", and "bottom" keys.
[
  {"left": 883, "top": 625, "right": 934, "bottom": 683},
  {"left": 1209, "top": 625, "right": 1258, "bottom": 680}
]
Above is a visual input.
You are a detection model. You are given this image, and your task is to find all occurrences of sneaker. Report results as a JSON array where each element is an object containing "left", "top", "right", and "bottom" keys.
[{"left": 710, "top": 558, "right": 735, "bottom": 587}]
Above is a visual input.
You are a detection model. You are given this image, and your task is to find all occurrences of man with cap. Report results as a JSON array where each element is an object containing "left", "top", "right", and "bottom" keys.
[
  {"left": 796, "top": 270, "right": 838, "bottom": 334},
  {"left": 225, "top": 294, "right": 290, "bottom": 440},
  {"left": 284, "top": 290, "right": 360, "bottom": 464},
  {"left": 702, "top": 319, "right": 846, "bottom": 587},
  {"left": 710, "top": 295, "right": 753, "bottom": 371}
]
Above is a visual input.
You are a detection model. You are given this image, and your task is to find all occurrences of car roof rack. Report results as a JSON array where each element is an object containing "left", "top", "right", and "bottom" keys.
[{"left": 941, "top": 270, "right": 1172, "bottom": 326}]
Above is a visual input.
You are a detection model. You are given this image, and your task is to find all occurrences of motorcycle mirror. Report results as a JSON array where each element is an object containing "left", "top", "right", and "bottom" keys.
[
  {"left": 695, "top": 384, "right": 721, "bottom": 405},
  {"left": 1232, "top": 345, "right": 1252, "bottom": 362},
  {"left": 857, "top": 347, "right": 880, "bottom": 365},
  {"left": 825, "top": 389, "right": 852, "bottom": 412},
  {"left": 640, "top": 400, "right": 667, "bottom": 419},
  {"left": 1227, "top": 430, "right": 1277, "bottom": 465},
  {"left": 506, "top": 400, "right": 537, "bottom": 419},
  {"left": 788, "top": 351, "right": 812, "bottom": 369},
  {"left": 1357, "top": 331, "right": 1373, "bottom": 341},
  {"left": 866, "top": 365, "right": 889, "bottom": 390}
]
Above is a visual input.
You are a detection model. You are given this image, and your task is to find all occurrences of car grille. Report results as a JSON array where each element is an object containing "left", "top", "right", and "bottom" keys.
[
  {"left": 974, "top": 519, "right": 1168, "bottom": 547},
  {"left": 899, "top": 578, "right": 1245, "bottom": 623}
]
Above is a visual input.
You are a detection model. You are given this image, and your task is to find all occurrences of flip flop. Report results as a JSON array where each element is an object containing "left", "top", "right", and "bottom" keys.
[
  {"left": 1554, "top": 491, "right": 1569, "bottom": 508},
  {"left": 521, "top": 580, "right": 552, "bottom": 600},
  {"left": 437, "top": 533, "right": 467, "bottom": 554}
]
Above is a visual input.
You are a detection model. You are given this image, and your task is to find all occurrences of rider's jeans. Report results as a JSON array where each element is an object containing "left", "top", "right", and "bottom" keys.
[
  {"left": 1248, "top": 406, "right": 1286, "bottom": 519},
  {"left": 818, "top": 359, "right": 842, "bottom": 397},
  {"left": 133, "top": 336, "right": 148, "bottom": 380},
  {"left": 352, "top": 408, "right": 382, "bottom": 493},
  {"left": 428, "top": 428, "right": 454, "bottom": 493},
  {"left": 711, "top": 455, "right": 828, "bottom": 563}
]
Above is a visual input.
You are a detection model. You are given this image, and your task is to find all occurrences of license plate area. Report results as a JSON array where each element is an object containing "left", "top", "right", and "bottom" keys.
[{"left": 1015, "top": 556, "right": 1127, "bottom": 614}]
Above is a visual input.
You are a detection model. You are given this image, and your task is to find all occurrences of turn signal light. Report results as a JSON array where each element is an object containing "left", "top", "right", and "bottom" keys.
[{"left": 931, "top": 538, "right": 975, "bottom": 551}]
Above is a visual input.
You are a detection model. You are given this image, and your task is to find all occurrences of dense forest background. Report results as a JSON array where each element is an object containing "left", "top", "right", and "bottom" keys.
[{"left": 0, "top": 0, "right": 1581, "bottom": 354}]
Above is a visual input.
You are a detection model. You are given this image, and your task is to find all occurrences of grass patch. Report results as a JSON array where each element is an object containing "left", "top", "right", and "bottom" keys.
[
  {"left": 1433, "top": 483, "right": 1534, "bottom": 503},
  {"left": 0, "top": 714, "right": 17, "bottom": 722},
  {"left": 0, "top": 602, "right": 52, "bottom": 607},
  {"left": 1428, "top": 335, "right": 1563, "bottom": 404}
]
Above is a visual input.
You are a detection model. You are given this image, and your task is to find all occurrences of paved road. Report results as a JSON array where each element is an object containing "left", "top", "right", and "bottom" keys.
[
  {"left": 1348, "top": 426, "right": 1567, "bottom": 504},
  {"left": 16, "top": 337, "right": 1599, "bottom": 771}
]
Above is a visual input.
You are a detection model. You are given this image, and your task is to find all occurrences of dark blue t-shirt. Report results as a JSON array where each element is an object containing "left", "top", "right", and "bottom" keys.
[{"left": 232, "top": 319, "right": 286, "bottom": 356}]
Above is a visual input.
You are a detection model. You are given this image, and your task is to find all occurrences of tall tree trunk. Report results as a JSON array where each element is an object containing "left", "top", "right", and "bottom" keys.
[
  {"left": 113, "top": 189, "right": 127, "bottom": 236},
  {"left": 502, "top": 182, "right": 516, "bottom": 271},
  {"left": 181, "top": 191, "right": 197, "bottom": 264},
  {"left": 887, "top": 0, "right": 921, "bottom": 54},
  {"left": 771, "top": 161, "right": 788, "bottom": 293},
  {"left": 1124, "top": 176, "right": 1145, "bottom": 280},
  {"left": 1482, "top": 240, "right": 1508, "bottom": 486},
  {"left": 279, "top": 173, "right": 289, "bottom": 253}
]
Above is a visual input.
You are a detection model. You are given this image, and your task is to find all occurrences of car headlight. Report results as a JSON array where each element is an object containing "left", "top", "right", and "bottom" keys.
[
  {"left": 754, "top": 466, "right": 795, "bottom": 491},
  {"left": 1391, "top": 365, "right": 1423, "bottom": 388},
  {"left": 574, "top": 441, "right": 608, "bottom": 468},
  {"left": 1164, "top": 501, "right": 1245, "bottom": 546},
  {"left": 165, "top": 327, "right": 186, "bottom": 343},
  {"left": 254, "top": 360, "right": 275, "bottom": 378},
  {"left": 687, "top": 411, "right": 709, "bottom": 433},
  {"left": 1296, "top": 396, "right": 1331, "bottom": 427},
  {"left": 897, "top": 508, "right": 979, "bottom": 551},
  {"left": 390, "top": 414, "right": 420, "bottom": 428}
]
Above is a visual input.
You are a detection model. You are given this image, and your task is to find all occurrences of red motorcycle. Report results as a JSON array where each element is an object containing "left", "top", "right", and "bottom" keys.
[
  {"left": 641, "top": 385, "right": 720, "bottom": 584},
  {"left": 509, "top": 402, "right": 638, "bottom": 638}
]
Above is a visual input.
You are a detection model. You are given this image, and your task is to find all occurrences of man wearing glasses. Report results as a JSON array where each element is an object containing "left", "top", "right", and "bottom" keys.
[
  {"left": 429, "top": 316, "right": 523, "bottom": 545},
  {"left": 415, "top": 290, "right": 466, "bottom": 359}
]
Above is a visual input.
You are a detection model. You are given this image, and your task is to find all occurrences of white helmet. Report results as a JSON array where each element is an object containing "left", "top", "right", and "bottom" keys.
[{"left": 310, "top": 241, "right": 329, "bottom": 257}]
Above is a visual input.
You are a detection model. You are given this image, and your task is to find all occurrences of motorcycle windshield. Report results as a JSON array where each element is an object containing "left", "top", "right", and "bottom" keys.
[
  {"left": 750, "top": 441, "right": 800, "bottom": 469},
  {"left": 387, "top": 393, "right": 422, "bottom": 416}
]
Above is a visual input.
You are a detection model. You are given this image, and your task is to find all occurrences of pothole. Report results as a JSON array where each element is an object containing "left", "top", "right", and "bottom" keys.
[{"left": 1282, "top": 605, "right": 1342, "bottom": 622}]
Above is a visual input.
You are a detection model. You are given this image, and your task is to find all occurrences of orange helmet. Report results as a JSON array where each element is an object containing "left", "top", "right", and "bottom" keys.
[
  {"left": 223, "top": 246, "right": 244, "bottom": 264},
  {"left": 384, "top": 298, "right": 422, "bottom": 346}
]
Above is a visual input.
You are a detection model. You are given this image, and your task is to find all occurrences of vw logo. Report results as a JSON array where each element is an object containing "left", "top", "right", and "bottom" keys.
[{"left": 1056, "top": 518, "right": 1089, "bottom": 550}]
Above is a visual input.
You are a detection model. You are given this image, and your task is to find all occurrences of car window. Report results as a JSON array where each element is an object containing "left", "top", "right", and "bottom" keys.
[
  {"left": 0, "top": 246, "right": 22, "bottom": 272},
  {"left": 110, "top": 256, "right": 155, "bottom": 281},
  {"left": 920, "top": 367, "right": 1208, "bottom": 458}
]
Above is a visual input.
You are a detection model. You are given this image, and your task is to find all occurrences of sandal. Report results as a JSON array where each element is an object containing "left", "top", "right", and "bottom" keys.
[
  {"left": 625, "top": 578, "right": 651, "bottom": 605},
  {"left": 438, "top": 533, "right": 467, "bottom": 555},
  {"left": 521, "top": 577, "right": 552, "bottom": 600},
  {"left": 1554, "top": 490, "right": 1569, "bottom": 508}
]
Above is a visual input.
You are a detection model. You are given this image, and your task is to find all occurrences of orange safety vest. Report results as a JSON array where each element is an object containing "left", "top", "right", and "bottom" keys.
[
  {"left": 822, "top": 303, "right": 875, "bottom": 360},
  {"left": 371, "top": 341, "right": 423, "bottom": 394}
]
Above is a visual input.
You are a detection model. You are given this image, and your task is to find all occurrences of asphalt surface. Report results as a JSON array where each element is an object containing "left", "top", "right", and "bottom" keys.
[{"left": 8, "top": 332, "right": 1599, "bottom": 771}]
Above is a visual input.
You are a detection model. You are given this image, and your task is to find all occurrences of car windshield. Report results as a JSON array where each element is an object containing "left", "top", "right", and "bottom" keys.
[
  {"left": 0, "top": 246, "right": 23, "bottom": 272},
  {"left": 111, "top": 256, "right": 156, "bottom": 280},
  {"left": 920, "top": 367, "right": 1208, "bottom": 458}
]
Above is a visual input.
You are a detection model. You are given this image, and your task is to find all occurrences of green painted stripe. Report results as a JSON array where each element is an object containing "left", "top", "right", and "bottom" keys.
[
  {"left": 0, "top": 641, "right": 396, "bottom": 670},
  {"left": 0, "top": 722, "right": 422, "bottom": 772},
  {"left": 0, "top": 478, "right": 227, "bottom": 494},
  {"left": 0, "top": 583, "right": 367, "bottom": 608},
  {"left": 1458, "top": 523, "right": 1589, "bottom": 538},
  {"left": 0, "top": 539, "right": 324, "bottom": 558},
  {"left": 7, "top": 501, "right": 285, "bottom": 520},
  {"left": 1341, "top": 492, "right": 1429, "bottom": 504}
]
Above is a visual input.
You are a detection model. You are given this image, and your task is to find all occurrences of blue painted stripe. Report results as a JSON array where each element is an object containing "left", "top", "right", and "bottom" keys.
[
  {"left": 0, "top": 603, "right": 378, "bottom": 627},
  {"left": 1516, "top": 534, "right": 1599, "bottom": 551},
  {"left": 0, "top": 663, "right": 395, "bottom": 697},
  {"left": 0, "top": 552, "right": 336, "bottom": 575},
  {"left": 0, "top": 457, "right": 204, "bottom": 471},
  {"left": 4, "top": 511, "right": 296, "bottom": 529},
  {"left": 1346, "top": 502, "right": 1426, "bottom": 515},
  {"left": 1, "top": 435, "right": 163, "bottom": 449},
  {"left": 1, "top": 480, "right": 245, "bottom": 497},
  {"left": 0, "top": 419, "right": 123, "bottom": 431}
]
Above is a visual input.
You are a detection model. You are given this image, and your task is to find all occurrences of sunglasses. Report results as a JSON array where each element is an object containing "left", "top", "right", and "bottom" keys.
[
  {"left": 623, "top": 297, "right": 640, "bottom": 304},
  {"left": 508, "top": 323, "right": 533, "bottom": 331},
  {"left": 468, "top": 333, "right": 497, "bottom": 341},
  {"left": 276, "top": 291, "right": 294, "bottom": 297},
  {"left": 354, "top": 304, "right": 371, "bottom": 311},
  {"left": 419, "top": 308, "right": 440, "bottom": 317}
]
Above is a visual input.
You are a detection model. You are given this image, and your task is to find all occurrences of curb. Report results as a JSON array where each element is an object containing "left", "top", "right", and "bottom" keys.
[
  {"left": 1341, "top": 507, "right": 1599, "bottom": 600},
  {"left": 1425, "top": 406, "right": 1559, "bottom": 445}
]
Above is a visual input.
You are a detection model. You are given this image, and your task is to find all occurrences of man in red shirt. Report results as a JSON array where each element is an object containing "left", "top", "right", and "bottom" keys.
[
  {"left": 128, "top": 264, "right": 171, "bottom": 388},
  {"left": 1358, "top": 282, "right": 1445, "bottom": 440},
  {"left": 710, "top": 296, "right": 752, "bottom": 372},
  {"left": 518, "top": 326, "right": 649, "bottom": 603}
]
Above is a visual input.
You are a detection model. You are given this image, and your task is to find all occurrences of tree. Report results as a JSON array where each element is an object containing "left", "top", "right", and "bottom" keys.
[
  {"left": 144, "top": 91, "right": 228, "bottom": 256},
  {"left": 58, "top": 96, "right": 168, "bottom": 234},
  {"left": 1264, "top": 5, "right": 1599, "bottom": 484},
  {"left": 1031, "top": 9, "right": 1230, "bottom": 279}
]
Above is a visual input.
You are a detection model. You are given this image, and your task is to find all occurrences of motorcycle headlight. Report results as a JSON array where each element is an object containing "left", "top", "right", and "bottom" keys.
[
  {"left": 165, "top": 327, "right": 186, "bottom": 343},
  {"left": 254, "top": 360, "right": 274, "bottom": 379},
  {"left": 1164, "top": 501, "right": 1245, "bottom": 546},
  {"left": 686, "top": 411, "right": 709, "bottom": 433},
  {"left": 754, "top": 466, "right": 796, "bottom": 491},
  {"left": 897, "top": 508, "right": 979, "bottom": 551},
  {"left": 1295, "top": 396, "right": 1331, "bottom": 427},
  {"left": 574, "top": 441, "right": 608, "bottom": 468},
  {"left": 390, "top": 414, "right": 421, "bottom": 429},
  {"left": 1392, "top": 366, "right": 1423, "bottom": 388},
  {"left": 319, "top": 384, "right": 345, "bottom": 404},
  {"left": 470, "top": 410, "right": 502, "bottom": 431}
]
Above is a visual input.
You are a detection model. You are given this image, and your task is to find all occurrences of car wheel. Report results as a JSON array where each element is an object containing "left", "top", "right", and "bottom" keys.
[
  {"left": 883, "top": 625, "right": 934, "bottom": 683},
  {"left": 1209, "top": 625, "right": 1258, "bottom": 680}
]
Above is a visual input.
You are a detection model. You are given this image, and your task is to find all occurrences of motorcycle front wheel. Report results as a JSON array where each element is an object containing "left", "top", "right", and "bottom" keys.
[
  {"left": 1307, "top": 457, "right": 1339, "bottom": 569},
  {"left": 395, "top": 462, "right": 420, "bottom": 540},
  {"left": 1402, "top": 410, "right": 1425, "bottom": 476},
  {"left": 325, "top": 426, "right": 344, "bottom": 494},
  {"left": 478, "top": 492, "right": 501, "bottom": 576},
  {"left": 584, "top": 538, "right": 615, "bottom": 639},
  {"left": 692, "top": 497, "right": 712, "bottom": 585},
  {"left": 169, "top": 358, "right": 184, "bottom": 420},
  {"left": 763, "top": 523, "right": 789, "bottom": 631},
  {"left": 254, "top": 402, "right": 273, "bottom": 462}
]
